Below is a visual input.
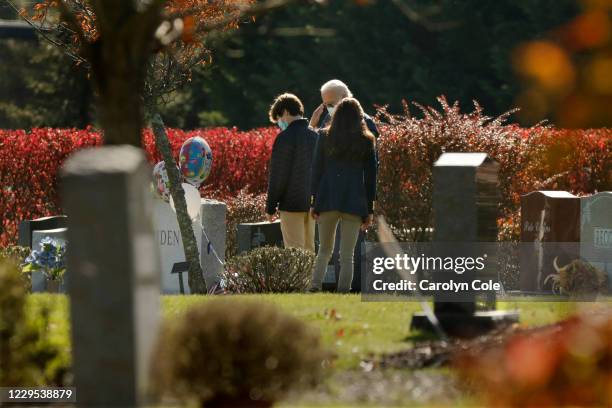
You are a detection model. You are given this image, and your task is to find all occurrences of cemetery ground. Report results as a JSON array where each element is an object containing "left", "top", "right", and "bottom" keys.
[{"left": 27, "top": 292, "right": 609, "bottom": 406}]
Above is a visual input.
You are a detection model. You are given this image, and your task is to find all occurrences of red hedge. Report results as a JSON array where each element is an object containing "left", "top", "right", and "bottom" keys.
[
  {"left": 0, "top": 120, "right": 609, "bottom": 247},
  {"left": 141, "top": 127, "right": 277, "bottom": 197},
  {"left": 0, "top": 128, "right": 103, "bottom": 247},
  {"left": 0, "top": 127, "right": 277, "bottom": 246}
]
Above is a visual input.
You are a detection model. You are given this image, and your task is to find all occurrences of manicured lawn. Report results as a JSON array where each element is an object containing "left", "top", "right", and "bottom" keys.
[{"left": 26, "top": 293, "right": 610, "bottom": 406}]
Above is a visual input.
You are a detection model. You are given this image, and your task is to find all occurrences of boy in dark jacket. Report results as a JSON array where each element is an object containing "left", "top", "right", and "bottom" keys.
[{"left": 266, "top": 93, "right": 318, "bottom": 252}]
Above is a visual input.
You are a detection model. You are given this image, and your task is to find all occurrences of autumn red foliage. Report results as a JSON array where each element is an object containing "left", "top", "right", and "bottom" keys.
[
  {"left": 375, "top": 97, "right": 611, "bottom": 241},
  {"left": 141, "top": 127, "right": 277, "bottom": 197},
  {"left": 0, "top": 126, "right": 276, "bottom": 246},
  {"left": 455, "top": 310, "right": 612, "bottom": 407},
  {"left": 0, "top": 112, "right": 610, "bottom": 246},
  {"left": 0, "top": 128, "right": 103, "bottom": 247}
]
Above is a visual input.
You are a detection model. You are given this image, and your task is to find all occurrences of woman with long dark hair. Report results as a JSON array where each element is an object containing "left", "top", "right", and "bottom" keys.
[{"left": 309, "top": 97, "right": 377, "bottom": 293}]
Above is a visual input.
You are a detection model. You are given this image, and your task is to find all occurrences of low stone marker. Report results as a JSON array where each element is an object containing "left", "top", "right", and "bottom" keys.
[
  {"left": 236, "top": 220, "right": 283, "bottom": 254},
  {"left": 200, "top": 198, "right": 226, "bottom": 290},
  {"left": 519, "top": 191, "right": 580, "bottom": 292},
  {"left": 18, "top": 214, "right": 67, "bottom": 248},
  {"left": 61, "top": 146, "right": 160, "bottom": 407},
  {"left": 581, "top": 192, "right": 612, "bottom": 289}
]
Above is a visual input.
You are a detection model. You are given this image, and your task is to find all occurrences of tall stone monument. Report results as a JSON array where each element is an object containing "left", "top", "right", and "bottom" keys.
[
  {"left": 61, "top": 146, "right": 160, "bottom": 407},
  {"left": 411, "top": 153, "right": 519, "bottom": 336}
]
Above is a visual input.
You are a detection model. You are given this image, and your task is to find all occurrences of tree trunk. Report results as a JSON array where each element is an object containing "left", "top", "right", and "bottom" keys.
[
  {"left": 97, "top": 73, "right": 144, "bottom": 146},
  {"left": 151, "top": 112, "right": 207, "bottom": 294}
]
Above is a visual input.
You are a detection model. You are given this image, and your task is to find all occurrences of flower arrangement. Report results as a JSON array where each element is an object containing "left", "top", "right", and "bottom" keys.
[
  {"left": 22, "top": 237, "right": 67, "bottom": 282},
  {"left": 543, "top": 256, "right": 608, "bottom": 298}
]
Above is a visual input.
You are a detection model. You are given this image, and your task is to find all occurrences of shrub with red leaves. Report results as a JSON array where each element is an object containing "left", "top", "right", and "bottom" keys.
[
  {"left": 455, "top": 310, "right": 612, "bottom": 407},
  {"left": 374, "top": 97, "right": 612, "bottom": 241},
  {"left": 142, "top": 127, "right": 277, "bottom": 197},
  {"left": 1, "top": 106, "right": 609, "bottom": 248},
  {"left": 0, "top": 128, "right": 102, "bottom": 247},
  {"left": 0, "top": 127, "right": 276, "bottom": 247}
]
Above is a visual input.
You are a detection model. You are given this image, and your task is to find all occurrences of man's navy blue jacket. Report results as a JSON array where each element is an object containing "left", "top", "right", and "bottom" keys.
[
  {"left": 310, "top": 132, "right": 377, "bottom": 219},
  {"left": 266, "top": 118, "right": 318, "bottom": 215}
]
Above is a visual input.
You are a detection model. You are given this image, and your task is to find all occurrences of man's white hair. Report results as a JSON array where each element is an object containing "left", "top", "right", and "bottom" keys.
[{"left": 320, "top": 79, "right": 352, "bottom": 98}]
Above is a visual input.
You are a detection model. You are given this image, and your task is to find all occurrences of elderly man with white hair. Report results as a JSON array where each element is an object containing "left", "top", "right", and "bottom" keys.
[{"left": 309, "top": 79, "right": 379, "bottom": 137}]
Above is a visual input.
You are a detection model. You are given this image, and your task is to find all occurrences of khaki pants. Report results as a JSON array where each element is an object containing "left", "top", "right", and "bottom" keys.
[
  {"left": 279, "top": 211, "right": 315, "bottom": 253},
  {"left": 310, "top": 211, "right": 362, "bottom": 293}
]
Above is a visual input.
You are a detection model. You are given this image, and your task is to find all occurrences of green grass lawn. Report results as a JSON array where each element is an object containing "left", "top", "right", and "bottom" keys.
[
  {"left": 28, "top": 293, "right": 596, "bottom": 369},
  {"left": 25, "top": 293, "right": 609, "bottom": 406}
]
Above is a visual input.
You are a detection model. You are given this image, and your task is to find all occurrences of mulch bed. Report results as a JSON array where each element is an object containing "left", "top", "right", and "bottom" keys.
[{"left": 365, "top": 321, "right": 569, "bottom": 370}]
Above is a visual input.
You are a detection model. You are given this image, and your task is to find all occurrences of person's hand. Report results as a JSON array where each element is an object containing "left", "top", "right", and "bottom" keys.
[
  {"left": 266, "top": 212, "right": 277, "bottom": 223},
  {"left": 361, "top": 214, "right": 373, "bottom": 231},
  {"left": 310, "top": 208, "right": 319, "bottom": 221},
  {"left": 310, "top": 104, "right": 324, "bottom": 128}
]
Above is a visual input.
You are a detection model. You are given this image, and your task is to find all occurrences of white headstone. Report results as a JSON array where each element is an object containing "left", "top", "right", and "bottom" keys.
[
  {"left": 152, "top": 198, "right": 202, "bottom": 294},
  {"left": 581, "top": 192, "right": 612, "bottom": 289}
]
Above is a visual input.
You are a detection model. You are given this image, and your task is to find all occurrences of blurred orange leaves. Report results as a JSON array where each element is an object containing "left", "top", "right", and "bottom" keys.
[
  {"left": 456, "top": 310, "right": 612, "bottom": 407},
  {"left": 514, "top": 1, "right": 612, "bottom": 127}
]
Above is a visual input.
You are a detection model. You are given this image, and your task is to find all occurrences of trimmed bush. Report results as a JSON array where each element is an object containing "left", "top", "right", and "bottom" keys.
[
  {"left": 142, "top": 127, "right": 276, "bottom": 197},
  {"left": 1, "top": 111, "right": 609, "bottom": 247},
  {"left": 0, "top": 259, "right": 68, "bottom": 386},
  {"left": 0, "top": 128, "right": 102, "bottom": 247},
  {"left": 223, "top": 247, "right": 315, "bottom": 293},
  {"left": 0, "top": 127, "right": 276, "bottom": 247},
  {"left": 151, "top": 299, "right": 328, "bottom": 407},
  {"left": 0, "top": 245, "right": 32, "bottom": 291}
]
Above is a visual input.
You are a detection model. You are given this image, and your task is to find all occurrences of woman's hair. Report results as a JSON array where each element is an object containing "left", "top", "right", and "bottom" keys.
[
  {"left": 268, "top": 93, "right": 304, "bottom": 123},
  {"left": 323, "top": 97, "right": 375, "bottom": 162}
]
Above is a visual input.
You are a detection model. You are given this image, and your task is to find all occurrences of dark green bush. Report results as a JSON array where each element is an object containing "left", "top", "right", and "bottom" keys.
[
  {"left": 0, "top": 259, "right": 68, "bottom": 386},
  {"left": 223, "top": 247, "right": 314, "bottom": 293},
  {"left": 0, "top": 245, "right": 30, "bottom": 264},
  {"left": 0, "top": 246, "right": 31, "bottom": 291},
  {"left": 152, "top": 299, "right": 328, "bottom": 407}
]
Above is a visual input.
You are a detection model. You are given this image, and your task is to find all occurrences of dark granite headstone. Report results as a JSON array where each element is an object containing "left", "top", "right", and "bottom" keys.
[
  {"left": 580, "top": 192, "right": 612, "bottom": 289},
  {"left": 236, "top": 220, "right": 283, "bottom": 254},
  {"left": 411, "top": 153, "right": 518, "bottom": 336},
  {"left": 519, "top": 191, "right": 580, "bottom": 292},
  {"left": 61, "top": 146, "right": 160, "bottom": 407},
  {"left": 18, "top": 215, "right": 67, "bottom": 248}
]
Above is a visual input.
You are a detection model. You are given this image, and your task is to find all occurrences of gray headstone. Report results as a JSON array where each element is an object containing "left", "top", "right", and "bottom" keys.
[
  {"left": 152, "top": 199, "right": 202, "bottom": 294},
  {"left": 61, "top": 146, "right": 160, "bottom": 407},
  {"left": 200, "top": 198, "right": 226, "bottom": 289},
  {"left": 581, "top": 192, "right": 612, "bottom": 289},
  {"left": 18, "top": 215, "right": 67, "bottom": 248},
  {"left": 31, "top": 228, "right": 67, "bottom": 293}
]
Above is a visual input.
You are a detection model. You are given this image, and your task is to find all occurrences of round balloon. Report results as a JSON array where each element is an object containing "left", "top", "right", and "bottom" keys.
[
  {"left": 170, "top": 183, "right": 201, "bottom": 221},
  {"left": 152, "top": 161, "right": 172, "bottom": 202},
  {"left": 179, "top": 136, "right": 213, "bottom": 187}
]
